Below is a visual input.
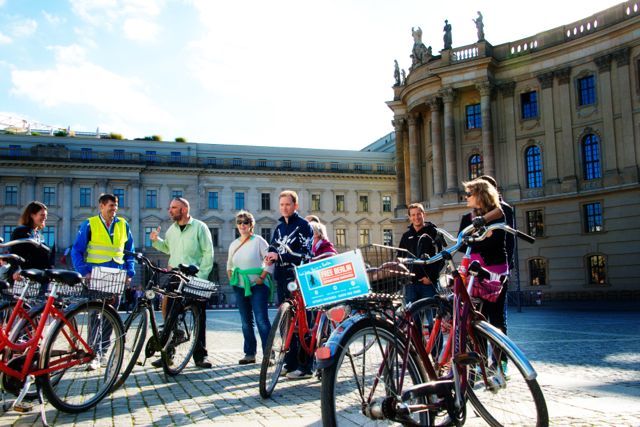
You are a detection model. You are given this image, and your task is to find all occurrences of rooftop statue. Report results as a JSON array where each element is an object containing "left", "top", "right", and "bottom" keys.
[
  {"left": 394, "top": 60, "right": 401, "bottom": 86},
  {"left": 473, "top": 11, "right": 485, "bottom": 41},
  {"left": 443, "top": 19, "right": 452, "bottom": 50},
  {"left": 410, "top": 26, "right": 431, "bottom": 69}
]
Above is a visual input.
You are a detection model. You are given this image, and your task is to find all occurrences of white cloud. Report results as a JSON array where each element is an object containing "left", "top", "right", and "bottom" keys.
[
  {"left": 9, "top": 18, "right": 37, "bottom": 37},
  {"left": 42, "top": 11, "right": 64, "bottom": 26},
  {"left": 0, "top": 32, "right": 11, "bottom": 44},
  {"left": 123, "top": 18, "right": 159, "bottom": 42}
]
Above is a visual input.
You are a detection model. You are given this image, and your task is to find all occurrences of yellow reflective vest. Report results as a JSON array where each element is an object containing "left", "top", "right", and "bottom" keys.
[{"left": 85, "top": 216, "right": 126, "bottom": 264}]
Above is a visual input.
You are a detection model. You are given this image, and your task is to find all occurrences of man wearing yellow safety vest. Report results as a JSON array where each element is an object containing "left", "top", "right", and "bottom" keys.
[{"left": 71, "top": 193, "right": 136, "bottom": 279}]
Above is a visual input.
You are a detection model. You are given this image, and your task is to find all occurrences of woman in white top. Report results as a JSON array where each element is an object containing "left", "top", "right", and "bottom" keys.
[{"left": 227, "top": 210, "right": 273, "bottom": 365}]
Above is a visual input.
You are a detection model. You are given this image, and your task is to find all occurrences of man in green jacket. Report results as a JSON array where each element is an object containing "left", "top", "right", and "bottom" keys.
[{"left": 151, "top": 197, "right": 214, "bottom": 368}]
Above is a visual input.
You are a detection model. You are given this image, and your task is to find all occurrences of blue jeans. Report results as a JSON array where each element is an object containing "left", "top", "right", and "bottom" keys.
[
  {"left": 233, "top": 284, "right": 271, "bottom": 357},
  {"left": 404, "top": 283, "right": 437, "bottom": 305}
]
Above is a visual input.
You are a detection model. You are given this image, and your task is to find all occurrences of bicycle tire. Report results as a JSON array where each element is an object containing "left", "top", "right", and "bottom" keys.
[
  {"left": 466, "top": 321, "right": 548, "bottom": 427},
  {"left": 39, "top": 301, "right": 124, "bottom": 413},
  {"left": 320, "top": 316, "right": 428, "bottom": 426},
  {"left": 112, "top": 307, "right": 148, "bottom": 390},
  {"left": 162, "top": 301, "right": 201, "bottom": 376},
  {"left": 259, "top": 301, "right": 293, "bottom": 398}
]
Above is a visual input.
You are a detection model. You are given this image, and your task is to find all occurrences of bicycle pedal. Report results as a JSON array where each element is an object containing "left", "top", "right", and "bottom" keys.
[
  {"left": 453, "top": 351, "right": 480, "bottom": 366},
  {"left": 13, "top": 402, "right": 33, "bottom": 413},
  {"left": 401, "top": 379, "right": 454, "bottom": 401}
]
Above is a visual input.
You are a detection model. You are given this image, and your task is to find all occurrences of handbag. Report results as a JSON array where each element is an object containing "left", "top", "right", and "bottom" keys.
[{"left": 469, "top": 254, "right": 508, "bottom": 303}]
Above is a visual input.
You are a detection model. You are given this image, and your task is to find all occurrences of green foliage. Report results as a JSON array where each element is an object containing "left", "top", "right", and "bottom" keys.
[
  {"left": 152, "top": 135, "right": 162, "bottom": 141},
  {"left": 107, "top": 132, "right": 123, "bottom": 140},
  {"left": 54, "top": 129, "right": 68, "bottom": 137},
  {"left": 30, "top": 131, "right": 41, "bottom": 136},
  {"left": 175, "top": 137, "right": 187, "bottom": 143}
]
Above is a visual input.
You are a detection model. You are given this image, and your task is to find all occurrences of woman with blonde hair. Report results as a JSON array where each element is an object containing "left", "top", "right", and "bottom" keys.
[
  {"left": 227, "top": 210, "right": 273, "bottom": 365},
  {"left": 310, "top": 221, "right": 337, "bottom": 261}
]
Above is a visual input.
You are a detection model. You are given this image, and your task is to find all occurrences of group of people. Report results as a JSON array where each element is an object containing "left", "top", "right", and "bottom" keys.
[{"left": 5, "top": 175, "right": 514, "bottom": 376}]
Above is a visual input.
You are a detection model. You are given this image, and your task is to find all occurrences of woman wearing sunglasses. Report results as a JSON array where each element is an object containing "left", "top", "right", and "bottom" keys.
[{"left": 227, "top": 210, "right": 273, "bottom": 365}]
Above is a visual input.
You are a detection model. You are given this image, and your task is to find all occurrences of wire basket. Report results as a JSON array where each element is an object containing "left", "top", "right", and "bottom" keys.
[
  {"left": 360, "top": 244, "right": 411, "bottom": 297},
  {"left": 8, "top": 279, "right": 42, "bottom": 298},
  {"left": 182, "top": 278, "right": 219, "bottom": 299},
  {"left": 85, "top": 267, "right": 128, "bottom": 298}
]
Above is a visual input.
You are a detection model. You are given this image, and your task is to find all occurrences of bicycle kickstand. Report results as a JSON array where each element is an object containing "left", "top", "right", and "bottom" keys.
[
  {"left": 11, "top": 374, "right": 34, "bottom": 413},
  {"left": 37, "top": 383, "right": 50, "bottom": 427}
]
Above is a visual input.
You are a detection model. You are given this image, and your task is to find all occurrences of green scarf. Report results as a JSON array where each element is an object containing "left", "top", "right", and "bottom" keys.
[{"left": 229, "top": 267, "right": 274, "bottom": 297}]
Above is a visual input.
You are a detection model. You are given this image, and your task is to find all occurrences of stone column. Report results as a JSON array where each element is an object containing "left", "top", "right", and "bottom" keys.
[
  {"left": 407, "top": 114, "right": 421, "bottom": 202},
  {"left": 428, "top": 97, "right": 444, "bottom": 195},
  {"left": 441, "top": 88, "right": 458, "bottom": 192},
  {"left": 500, "top": 82, "right": 519, "bottom": 189},
  {"left": 477, "top": 81, "right": 495, "bottom": 178},
  {"left": 536, "top": 71, "right": 560, "bottom": 185},
  {"left": 594, "top": 54, "right": 617, "bottom": 179},
  {"left": 131, "top": 179, "right": 141, "bottom": 245},
  {"left": 98, "top": 178, "right": 108, "bottom": 196},
  {"left": 23, "top": 176, "right": 36, "bottom": 202},
  {"left": 554, "top": 67, "right": 576, "bottom": 190},
  {"left": 612, "top": 48, "right": 638, "bottom": 180},
  {"left": 62, "top": 178, "right": 73, "bottom": 248},
  {"left": 392, "top": 118, "right": 407, "bottom": 211}
]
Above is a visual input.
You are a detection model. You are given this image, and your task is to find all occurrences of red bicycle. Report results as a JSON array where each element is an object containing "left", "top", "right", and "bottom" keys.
[{"left": 0, "top": 238, "right": 125, "bottom": 420}]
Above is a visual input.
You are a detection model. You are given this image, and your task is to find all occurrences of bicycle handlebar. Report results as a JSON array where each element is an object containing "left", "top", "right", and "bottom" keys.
[
  {"left": 124, "top": 250, "right": 189, "bottom": 282},
  {"left": 0, "top": 237, "right": 51, "bottom": 253},
  {"left": 398, "top": 222, "right": 535, "bottom": 265}
]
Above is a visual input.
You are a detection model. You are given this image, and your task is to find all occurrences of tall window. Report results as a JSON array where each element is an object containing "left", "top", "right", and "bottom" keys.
[
  {"left": 261, "top": 193, "right": 270, "bottom": 211},
  {"left": 578, "top": 75, "right": 596, "bottom": 106},
  {"left": 466, "top": 104, "right": 481, "bottom": 129},
  {"left": 354, "top": 163, "right": 363, "bottom": 171},
  {"left": 335, "top": 195, "right": 345, "bottom": 212},
  {"left": 335, "top": 229, "right": 346, "bottom": 248},
  {"left": 144, "top": 226, "right": 154, "bottom": 247},
  {"left": 260, "top": 227, "right": 271, "bottom": 242},
  {"left": 3, "top": 225, "right": 16, "bottom": 242},
  {"left": 80, "top": 188, "right": 92, "bottom": 207},
  {"left": 468, "top": 154, "right": 483, "bottom": 180},
  {"left": 587, "top": 255, "right": 606, "bottom": 285},
  {"left": 208, "top": 191, "right": 219, "bottom": 209},
  {"left": 257, "top": 159, "right": 267, "bottom": 168},
  {"left": 582, "top": 134, "right": 601, "bottom": 180},
  {"left": 41, "top": 226, "right": 55, "bottom": 247},
  {"left": 383, "top": 229, "right": 393, "bottom": 246},
  {"left": 331, "top": 162, "right": 339, "bottom": 171},
  {"left": 171, "top": 190, "right": 183, "bottom": 199},
  {"left": 81, "top": 148, "right": 93, "bottom": 160},
  {"left": 307, "top": 161, "right": 317, "bottom": 170},
  {"left": 358, "top": 229, "right": 370, "bottom": 246},
  {"left": 529, "top": 258, "right": 547, "bottom": 286},
  {"left": 145, "top": 151, "right": 157, "bottom": 163},
  {"left": 43, "top": 186, "right": 56, "bottom": 206},
  {"left": 232, "top": 158, "right": 242, "bottom": 167},
  {"left": 282, "top": 160, "right": 291, "bottom": 168},
  {"left": 5, "top": 185, "right": 18, "bottom": 206},
  {"left": 113, "top": 188, "right": 125, "bottom": 207},
  {"left": 209, "top": 228, "right": 219, "bottom": 247},
  {"left": 358, "top": 195, "right": 369, "bottom": 212},
  {"left": 235, "top": 192, "right": 245, "bottom": 210},
  {"left": 583, "top": 202, "right": 603, "bottom": 233},
  {"left": 146, "top": 190, "right": 157, "bottom": 208},
  {"left": 382, "top": 196, "right": 392, "bottom": 213},
  {"left": 521, "top": 91, "right": 538, "bottom": 119},
  {"left": 525, "top": 145, "right": 543, "bottom": 188},
  {"left": 311, "top": 194, "right": 321, "bottom": 211},
  {"left": 170, "top": 152, "right": 181, "bottom": 163},
  {"left": 526, "top": 210, "right": 544, "bottom": 237},
  {"left": 9, "top": 145, "right": 21, "bottom": 157},
  {"left": 113, "top": 149, "right": 125, "bottom": 161}
]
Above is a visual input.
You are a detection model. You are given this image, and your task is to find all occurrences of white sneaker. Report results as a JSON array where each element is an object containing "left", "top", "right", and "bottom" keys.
[
  {"left": 87, "top": 355, "right": 108, "bottom": 371},
  {"left": 286, "top": 369, "right": 312, "bottom": 380}
]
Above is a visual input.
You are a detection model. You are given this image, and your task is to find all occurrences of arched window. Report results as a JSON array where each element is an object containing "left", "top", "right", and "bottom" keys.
[
  {"left": 468, "top": 154, "right": 483, "bottom": 179},
  {"left": 529, "top": 258, "right": 547, "bottom": 286},
  {"left": 525, "top": 145, "right": 543, "bottom": 188},
  {"left": 582, "top": 134, "right": 602, "bottom": 180}
]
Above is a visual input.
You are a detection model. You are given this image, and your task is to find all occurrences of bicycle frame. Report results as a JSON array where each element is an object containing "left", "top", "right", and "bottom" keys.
[{"left": 283, "top": 287, "right": 326, "bottom": 358}]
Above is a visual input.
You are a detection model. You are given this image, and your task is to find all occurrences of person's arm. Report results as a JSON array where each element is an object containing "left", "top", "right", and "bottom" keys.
[
  {"left": 299, "top": 221, "right": 314, "bottom": 261},
  {"left": 124, "top": 223, "right": 136, "bottom": 278},
  {"left": 151, "top": 226, "right": 170, "bottom": 254},
  {"left": 71, "top": 221, "right": 92, "bottom": 277},
  {"left": 196, "top": 222, "right": 214, "bottom": 279}
]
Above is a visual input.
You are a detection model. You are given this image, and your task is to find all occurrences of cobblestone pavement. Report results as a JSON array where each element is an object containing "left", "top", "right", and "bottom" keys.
[{"left": 2, "top": 302, "right": 639, "bottom": 426}]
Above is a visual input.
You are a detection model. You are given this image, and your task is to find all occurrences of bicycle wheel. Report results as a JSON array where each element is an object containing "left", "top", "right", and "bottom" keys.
[
  {"left": 320, "top": 317, "right": 428, "bottom": 426},
  {"left": 466, "top": 321, "right": 548, "bottom": 427},
  {"left": 39, "top": 301, "right": 124, "bottom": 413},
  {"left": 259, "top": 301, "right": 293, "bottom": 398},
  {"left": 112, "top": 307, "right": 148, "bottom": 390},
  {"left": 408, "top": 297, "right": 453, "bottom": 376},
  {"left": 162, "top": 301, "right": 201, "bottom": 376}
]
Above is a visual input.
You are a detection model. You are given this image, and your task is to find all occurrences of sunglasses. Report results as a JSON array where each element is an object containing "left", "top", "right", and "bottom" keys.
[
  {"left": 236, "top": 220, "right": 252, "bottom": 226},
  {"left": 465, "top": 192, "right": 473, "bottom": 197}
]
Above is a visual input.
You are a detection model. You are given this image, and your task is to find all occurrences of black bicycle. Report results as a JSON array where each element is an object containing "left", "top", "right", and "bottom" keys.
[{"left": 113, "top": 251, "right": 218, "bottom": 389}]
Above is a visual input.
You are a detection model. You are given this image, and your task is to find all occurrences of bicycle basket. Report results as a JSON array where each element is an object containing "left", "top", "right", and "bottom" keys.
[
  {"left": 85, "top": 266, "right": 128, "bottom": 298},
  {"left": 183, "top": 278, "right": 219, "bottom": 299},
  {"left": 10, "top": 279, "right": 42, "bottom": 298},
  {"left": 360, "top": 244, "right": 411, "bottom": 297}
]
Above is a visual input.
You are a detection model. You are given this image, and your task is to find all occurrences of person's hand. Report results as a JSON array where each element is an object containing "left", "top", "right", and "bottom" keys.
[
  {"left": 12, "top": 271, "right": 22, "bottom": 281},
  {"left": 126, "top": 277, "right": 132, "bottom": 285},
  {"left": 419, "top": 277, "right": 432, "bottom": 285},
  {"left": 264, "top": 252, "right": 278, "bottom": 263},
  {"left": 255, "top": 277, "right": 264, "bottom": 285},
  {"left": 150, "top": 226, "right": 161, "bottom": 242},
  {"left": 472, "top": 216, "right": 486, "bottom": 229}
]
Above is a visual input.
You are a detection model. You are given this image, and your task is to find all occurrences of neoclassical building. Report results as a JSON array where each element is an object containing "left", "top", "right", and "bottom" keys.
[
  {"left": 388, "top": 2, "right": 640, "bottom": 299},
  {"left": 0, "top": 135, "right": 396, "bottom": 302}
]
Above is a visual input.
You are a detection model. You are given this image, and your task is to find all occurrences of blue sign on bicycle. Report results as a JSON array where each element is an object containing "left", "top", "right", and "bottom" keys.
[{"left": 295, "top": 249, "right": 371, "bottom": 308}]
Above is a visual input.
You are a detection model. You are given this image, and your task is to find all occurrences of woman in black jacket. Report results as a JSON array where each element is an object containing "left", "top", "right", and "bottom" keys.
[{"left": 10, "top": 201, "right": 53, "bottom": 281}]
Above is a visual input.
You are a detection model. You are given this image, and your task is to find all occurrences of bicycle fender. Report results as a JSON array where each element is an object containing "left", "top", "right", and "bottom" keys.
[
  {"left": 473, "top": 320, "right": 537, "bottom": 380},
  {"left": 315, "top": 312, "right": 368, "bottom": 369}
]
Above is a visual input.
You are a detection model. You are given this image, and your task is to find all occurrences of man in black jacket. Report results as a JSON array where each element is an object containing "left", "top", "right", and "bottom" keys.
[{"left": 399, "top": 203, "right": 444, "bottom": 304}]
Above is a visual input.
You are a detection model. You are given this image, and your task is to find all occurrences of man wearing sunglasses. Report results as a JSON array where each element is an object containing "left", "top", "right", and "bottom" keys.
[{"left": 150, "top": 197, "right": 214, "bottom": 369}]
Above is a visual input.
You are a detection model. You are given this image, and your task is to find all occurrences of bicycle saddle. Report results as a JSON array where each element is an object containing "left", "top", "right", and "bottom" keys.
[
  {"left": 21, "top": 269, "right": 49, "bottom": 285},
  {"left": 467, "top": 261, "right": 491, "bottom": 280},
  {"left": 178, "top": 264, "right": 199, "bottom": 277},
  {"left": 45, "top": 269, "right": 83, "bottom": 286},
  {"left": 0, "top": 253, "right": 25, "bottom": 266}
]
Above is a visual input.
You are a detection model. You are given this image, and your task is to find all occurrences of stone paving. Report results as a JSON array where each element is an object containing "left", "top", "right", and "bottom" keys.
[{"left": 2, "top": 302, "right": 639, "bottom": 426}]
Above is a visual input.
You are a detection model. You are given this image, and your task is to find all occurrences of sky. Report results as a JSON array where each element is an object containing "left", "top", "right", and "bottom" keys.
[{"left": 0, "top": 0, "right": 623, "bottom": 151}]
